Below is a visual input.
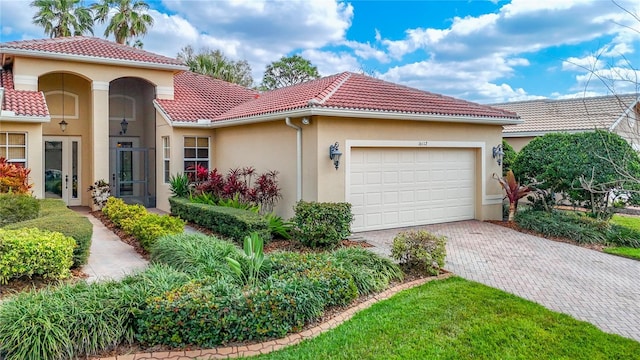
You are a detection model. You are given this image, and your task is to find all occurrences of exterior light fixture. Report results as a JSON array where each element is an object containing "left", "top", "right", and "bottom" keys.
[
  {"left": 119, "top": 118, "right": 129, "bottom": 135},
  {"left": 492, "top": 144, "right": 504, "bottom": 166},
  {"left": 301, "top": 117, "right": 310, "bottom": 125},
  {"left": 58, "top": 119, "right": 68, "bottom": 132},
  {"left": 329, "top": 142, "right": 342, "bottom": 170}
]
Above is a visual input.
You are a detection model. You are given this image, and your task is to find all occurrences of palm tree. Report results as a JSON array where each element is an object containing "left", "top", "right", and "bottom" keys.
[
  {"left": 92, "top": 0, "right": 154, "bottom": 45},
  {"left": 31, "top": 0, "right": 94, "bottom": 38}
]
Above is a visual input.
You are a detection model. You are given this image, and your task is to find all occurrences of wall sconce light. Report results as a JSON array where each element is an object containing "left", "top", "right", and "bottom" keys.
[
  {"left": 492, "top": 144, "right": 504, "bottom": 166},
  {"left": 58, "top": 119, "right": 68, "bottom": 132},
  {"left": 329, "top": 142, "right": 342, "bottom": 170},
  {"left": 119, "top": 118, "right": 129, "bottom": 135},
  {"left": 301, "top": 117, "right": 310, "bottom": 125}
]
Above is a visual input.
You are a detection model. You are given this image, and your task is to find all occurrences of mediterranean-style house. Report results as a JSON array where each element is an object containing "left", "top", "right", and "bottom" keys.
[
  {"left": 0, "top": 36, "right": 521, "bottom": 232},
  {"left": 494, "top": 94, "right": 640, "bottom": 152}
]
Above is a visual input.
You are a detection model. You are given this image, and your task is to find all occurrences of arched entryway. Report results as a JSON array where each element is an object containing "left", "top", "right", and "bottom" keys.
[{"left": 108, "top": 77, "right": 157, "bottom": 207}]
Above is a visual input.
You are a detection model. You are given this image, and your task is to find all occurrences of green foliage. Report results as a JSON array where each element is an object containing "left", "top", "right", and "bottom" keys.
[
  {"left": 120, "top": 213, "right": 185, "bottom": 251},
  {"left": 330, "top": 247, "right": 404, "bottom": 295},
  {"left": 92, "top": 0, "right": 154, "bottom": 45},
  {"left": 177, "top": 45, "right": 254, "bottom": 87},
  {"left": 292, "top": 201, "right": 353, "bottom": 247},
  {"left": 391, "top": 230, "right": 447, "bottom": 275},
  {"left": 31, "top": 0, "right": 94, "bottom": 38},
  {"left": 0, "top": 264, "right": 189, "bottom": 360},
  {"left": 0, "top": 228, "right": 74, "bottom": 284},
  {"left": 502, "top": 139, "right": 517, "bottom": 174},
  {"left": 216, "top": 193, "right": 260, "bottom": 212},
  {"left": 4, "top": 204, "right": 93, "bottom": 267},
  {"left": 603, "top": 246, "right": 640, "bottom": 260},
  {"left": 605, "top": 224, "right": 640, "bottom": 248},
  {"left": 226, "top": 232, "right": 269, "bottom": 288},
  {"left": 102, "top": 197, "right": 146, "bottom": 227},
  {"left": 264, "top": 212, "right": 293, "bottom": 239},
  {"left": 0, "top": 193, "right": 40, "bottom": 226},
  {"left": 169, "top": 196, "right": 271, "bottom": 243},
  {"left": 169, "top": 173, "right": 190, "bottom": 198},
  {"left": 261, "top": 54, "right": 320, "bottom": 90},
  {"left": 513, "top": 131, "right": 640, "bottom": 218},
  {"left": 515, "top": 210, "right": 614, "bottom": 245}
]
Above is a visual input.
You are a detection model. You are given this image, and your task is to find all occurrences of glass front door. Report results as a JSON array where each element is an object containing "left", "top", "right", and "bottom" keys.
[
  {"left": 109, "top": 137, "right": 149, "bottom": 206},
  {"left": 44, "top": 136, "right": 81, "bottom": 206}
]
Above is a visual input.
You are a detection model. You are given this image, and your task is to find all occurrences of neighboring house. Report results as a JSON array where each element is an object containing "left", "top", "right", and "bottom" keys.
[
  {"left": 0, "top": 37, "right": 521, "bottom": 232},
  {"left": 495, "top": 94, "right": 640, "bottom": 152}
]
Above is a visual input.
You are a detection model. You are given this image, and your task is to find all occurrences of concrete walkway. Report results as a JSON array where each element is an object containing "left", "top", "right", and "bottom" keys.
[
  {"left": 75, "top": 209, "right": 148, "bottom": 282},
  {"left": 359, "top": 220, "right": 640, "bottom": 342}
]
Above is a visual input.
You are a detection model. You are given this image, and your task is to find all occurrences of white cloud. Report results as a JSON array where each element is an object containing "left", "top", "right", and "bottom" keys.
[{"left": 300, "top": 49, "right": 360, "bottom": 76}]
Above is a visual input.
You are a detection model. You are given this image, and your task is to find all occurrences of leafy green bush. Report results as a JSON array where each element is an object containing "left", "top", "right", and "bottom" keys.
[
  {"left": 120, "top": 213, "right": 185, "bottom": 251},
  {"left": 391, "top": 230, "right": 447, "bottom": 276},
  {"left": 0, "top": 193, "right": 39, "bottom": 226},
  {"left": 330, "top": 247, "right": 404, "bottom": 295},
  {"left": 169, "top": 196, "right": 270, "bottom": 243},
  {"left": 265, "top": 212, "right": 293, "bottom": 239},
  {"left": 292, "top": 201, "right": 353, "bottom": 247},
  {"left": 169, "top": 173, "right": 190, "bottom": 198},
  {"left": 4, "top": 204, "right": 93, "bottom": 267},
  {"left": 0, "top": 228, "right": 74, "bottom": 284},
  {"left": 135, "top": 278, "right": 324, "bottom": 348},
  {"left": 515, "top": 210, "right": 608, "bottom": 244},
  {"left": 502, "top": 139, "right": 517, "bottom": 175},
  {"left": 102, "top": 197, "right": 146, "bottom": 227},
  {"left": 150, "top": 232, "right": 241, "bottom": 279},
  {"left": 0, "top": 264, "right": 190, "bottom": 360}
]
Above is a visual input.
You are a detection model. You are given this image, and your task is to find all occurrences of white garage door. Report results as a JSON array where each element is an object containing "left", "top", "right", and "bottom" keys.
[{"left": 349, "top": 147, "right": 475, "bottom": 232}]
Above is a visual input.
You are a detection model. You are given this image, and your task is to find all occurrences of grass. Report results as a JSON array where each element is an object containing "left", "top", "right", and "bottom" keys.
[
  {"left": 251, "top": 277, "right": 640, "bottom": 360},
  {"left": 610, "top": 214, "right": 640, "bottom": 231},
  {"left": 603, "top": 247, "right": 640, "bottom": 260}
]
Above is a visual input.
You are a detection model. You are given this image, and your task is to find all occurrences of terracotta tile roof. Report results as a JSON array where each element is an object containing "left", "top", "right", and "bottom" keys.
[
  {"left": 0, "top": 69, "right": 49, "bottom": 118},
  {"left": 155, "top": 71, "right": 258, "bottom": 122},
  {"left": 495, "top": 94, "right": 640, "bottom": 134},
  {"left": 1, "top": 36, "right": 185, "bottom": 68},
  {"left": 216, "top": 72, "right": 519, "bottom": 121}
]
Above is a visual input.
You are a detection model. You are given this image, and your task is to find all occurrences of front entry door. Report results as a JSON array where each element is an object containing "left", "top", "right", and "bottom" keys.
[
  {"left": 44, "top": 136, "right": 81, "bottom": 206},
  {"left": 109, "top": 137, "right": 149, "bottom": 206}
]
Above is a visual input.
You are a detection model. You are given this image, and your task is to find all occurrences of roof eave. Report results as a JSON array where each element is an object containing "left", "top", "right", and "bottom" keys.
[
  {"left": 1, "top": 48, "right": 188, "bottom": 71},
  {"left": 0, "top": 111, "right": 51, "bottom": 122},
  {"left": 503, "top": 129, "right": 592, "bottom": 137}
]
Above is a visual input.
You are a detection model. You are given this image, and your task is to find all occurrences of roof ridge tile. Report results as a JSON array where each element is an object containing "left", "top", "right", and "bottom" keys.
[{"left": 310, "top": 72, "right": 352, "bottom": 105}]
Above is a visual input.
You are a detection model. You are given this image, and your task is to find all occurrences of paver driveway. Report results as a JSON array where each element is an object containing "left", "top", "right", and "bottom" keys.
[{"left": 357, "top": 220, "right": 640, "bottom": 342}]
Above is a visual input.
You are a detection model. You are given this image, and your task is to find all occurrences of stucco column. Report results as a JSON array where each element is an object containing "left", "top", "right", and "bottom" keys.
[{"left": 91, "top": 81, "right": 110, "bottom": 186}]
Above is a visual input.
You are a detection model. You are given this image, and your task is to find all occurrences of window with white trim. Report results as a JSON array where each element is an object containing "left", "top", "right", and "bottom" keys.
[
  {"left": 0, "top": 133, "right": 27, "bottom": 167},
  {"left": 162, "top": 136, "right": 170, "bottom": 183},
  {"left": 183, "top": 136, "right": 209, "bottom": 177}
]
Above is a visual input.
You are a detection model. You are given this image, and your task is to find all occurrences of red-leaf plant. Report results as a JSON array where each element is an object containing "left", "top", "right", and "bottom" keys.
[
  {"left": 0, "top": 157, "right": 33, "bottom": 194},
  {"left": 493, "top": 170, "right": 531, "bottom": 222}
]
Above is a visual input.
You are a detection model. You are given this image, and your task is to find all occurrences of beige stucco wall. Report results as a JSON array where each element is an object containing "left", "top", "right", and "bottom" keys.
[
  {"left": 0, "top": 122, "right": 44, "bottom": 198},
  {"left": 504, "top": 136, "right": 535, "bottom": 152}
]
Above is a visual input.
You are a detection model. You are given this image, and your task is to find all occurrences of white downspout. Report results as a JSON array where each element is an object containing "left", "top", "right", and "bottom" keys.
[{"left": 285, "top": 117, "right": 302, "bottom": 201}]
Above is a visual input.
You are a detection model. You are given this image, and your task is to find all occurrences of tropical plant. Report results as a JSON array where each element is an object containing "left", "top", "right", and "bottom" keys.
[
  {"left": 493, "top": 170, "right": 532, "bottom": 222},
  {"left": 226, "top": 232, "right": 269, "bottom": 288},
  {"left": 264, "top": 212, "right": 293, "bottom": 239},
  {"left": 0, "top": 157, "right": 33, "bottom": 194},
  {"left": 169, "top": 173, "right": 190, "bottom": 197},
  {"left": 92, "top": 0, "right": 154, "bottom": 45},
  {"left": 261, "top": 55, "right": 320, "bottom": 90},
  {"left": 177, "top": 46, "right": 254, "bottom": 87},
  {"left": 88, "top": 179, "right": 110, "bottom": 209},
  {"left": 31, "top": 0, "right": 94, "bottom": 38}
]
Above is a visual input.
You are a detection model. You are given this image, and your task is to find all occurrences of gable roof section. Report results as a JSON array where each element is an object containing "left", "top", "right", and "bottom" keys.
[
  {"left": 154, "top": 71, "right": 258, "bottom": 122},
  {"left": 495, "top": 94, "right": 640, "bottom": 136},
  {"left": 0, "top": 69, "right": 50, "bottom": 121},
  {"left": 215, "top": 72, "right": 520, "bottom": 124},
  {"left": 0, "top": 37, "right": 186, "bottom": 71}
]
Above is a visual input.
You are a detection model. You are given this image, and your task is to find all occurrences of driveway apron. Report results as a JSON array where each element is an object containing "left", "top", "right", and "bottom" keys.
[{"left": 358, "top": 220, "right": 640, "bottom": 342}]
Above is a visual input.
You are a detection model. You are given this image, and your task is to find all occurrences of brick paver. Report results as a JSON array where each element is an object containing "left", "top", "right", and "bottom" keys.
[{"left": 358, "top": 220, "right": 640, "bottom": 342}]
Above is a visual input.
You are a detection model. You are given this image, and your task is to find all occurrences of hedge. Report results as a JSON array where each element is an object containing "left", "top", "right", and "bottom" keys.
[
  {"left": 0, "top": 193, "right": 39, "bottom": 227},
  {"left": 169, "top": 197, "right": 271, "bottom": 243},
  {"left": 292, "top": 201, "right": 353, "bottom": 247},
  {"left": 3, "top": 199, "right": 93, "bottom": 268}
]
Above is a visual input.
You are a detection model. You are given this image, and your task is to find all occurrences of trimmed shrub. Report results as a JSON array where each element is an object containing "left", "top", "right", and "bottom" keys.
[
  {"left": 120, "top": 213, "right": 185, "bottom": 251},
  {"left": 4, "top": 199, "right": 93, "bottom": 267},
  {"left": 0, "top": 264, "right": 190, "bottom": 360},
  {"left": 292, "top": 201, "right": 353, "bottom": 247},
  {"left": 0, "top": 228, "right": 75, "bottom": 283},
  {"left": 169, "top": 197, "right": 270, "bottom": 243},
  {"left": 150, "top": 233, "right": 241, "bottom": 279},
  {"left": 391, "top": 230, "right": 447, "bottom": 276},
  {"left": 102, "top": 197, "right": 146, "bottom": 227},
  {"left": 0, "top": 193, "right": 39, "bottom": 226}
]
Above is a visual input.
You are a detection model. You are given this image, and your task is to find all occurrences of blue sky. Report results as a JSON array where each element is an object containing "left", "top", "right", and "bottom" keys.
[{"left": 1, "top": 0, "right": 639, "bottom": 103}]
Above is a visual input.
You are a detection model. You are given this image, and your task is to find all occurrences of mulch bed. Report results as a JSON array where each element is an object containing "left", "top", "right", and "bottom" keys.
[{"left": 485, "top": 220, "right": 606, "bottom": 251}]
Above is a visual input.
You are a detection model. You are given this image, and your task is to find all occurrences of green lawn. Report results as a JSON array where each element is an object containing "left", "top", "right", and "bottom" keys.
[
  {"left": 607, "top": 215, "right": 640, "bottom": 260},
  {"left": 611, "top": 214, "right": 640, "bottom": 231},
  {"left": 250, "top": 277, "right": 639, "bottom": 360},
  {"left": 603, "top": 246, "right": 640, "bottom": 260}
]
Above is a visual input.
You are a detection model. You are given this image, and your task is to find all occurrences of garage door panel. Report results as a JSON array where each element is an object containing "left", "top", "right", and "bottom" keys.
[{"left": 350, "top": 147, "right": 475, "bottom": 232}]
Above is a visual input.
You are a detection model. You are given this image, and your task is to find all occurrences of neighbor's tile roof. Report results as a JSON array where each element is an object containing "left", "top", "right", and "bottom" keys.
[
  {"left": 0, "top": 36, "right": 185, "bottom": 68},
  {"left": 155, "top": 71, "right": 258, "bottom": 122},
  {"left": 216, "top": 72, "right": 519, "bottom": 121},
  {"left": 495, "top": 94, "right": 640, "bottom": 134},
  {"left": 0, "top": 69, "right": 49, "bottom": 118}
]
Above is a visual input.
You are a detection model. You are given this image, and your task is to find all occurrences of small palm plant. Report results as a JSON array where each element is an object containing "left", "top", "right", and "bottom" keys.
[
  {"left": 169, "top": 173, "right": 190, "bottom": 198},
  {"left": 494, "top": 170, "right": 532, "bottom": 222},
  {"left": 226, "top": 232, "right": 268, "bottom": 288}
]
